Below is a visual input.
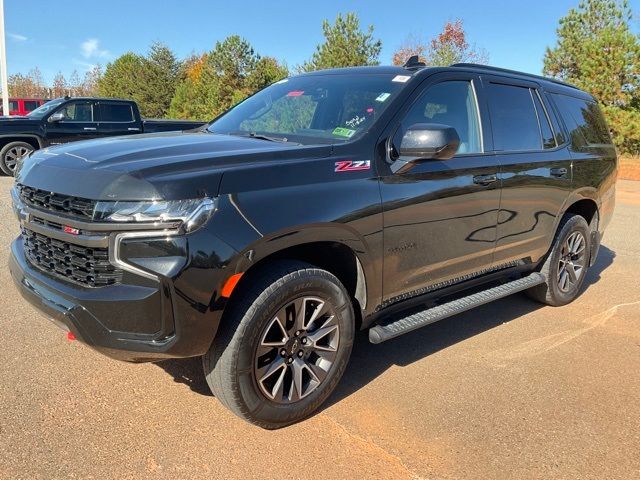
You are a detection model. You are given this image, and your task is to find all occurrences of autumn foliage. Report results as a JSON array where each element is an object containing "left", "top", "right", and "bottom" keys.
[{"left": 392, "top": 20, "right": 488, "bottom": 67}]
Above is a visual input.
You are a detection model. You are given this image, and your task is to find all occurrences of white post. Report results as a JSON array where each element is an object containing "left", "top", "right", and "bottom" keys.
[{"left": 0, "top": 0, "right": 9, "bottom": 116}]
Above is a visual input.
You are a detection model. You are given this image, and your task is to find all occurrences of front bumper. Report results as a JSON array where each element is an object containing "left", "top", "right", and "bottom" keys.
[{"left": 9, "top": 236, "right": 231, "bottom": 362}]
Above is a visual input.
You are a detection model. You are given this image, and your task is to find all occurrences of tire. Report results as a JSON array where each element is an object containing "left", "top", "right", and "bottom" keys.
[
  {"left": 203, "top": 260, "right": 355, "bottom": 429},
  {"left": 0, "top": 141, "right": 34, "bottom": 176},
  {"left": 527, "top": 214, "right": 591, "bottom": 306}
]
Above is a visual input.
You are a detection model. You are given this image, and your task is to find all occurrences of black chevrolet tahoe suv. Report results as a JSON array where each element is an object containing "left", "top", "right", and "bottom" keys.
[
  {"left": 9, "top": 62, "right": 616, "bottom": 429},
  {"left": 0, "top": 97, "right": 205, "bottom": 175}
]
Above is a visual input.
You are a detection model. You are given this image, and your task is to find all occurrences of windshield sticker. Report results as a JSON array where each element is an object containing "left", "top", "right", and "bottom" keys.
[
  {"left": 392, "top": 75, "right": 411, "bottom": 83},
  {"left": 345, "top": 115, "right": 366, "bottom": 128},
  {"left": 286, "top": 90, "right": 305, "bottom": 97},
  {"left": 376, "top": 92, "right": 391, "bottom": 102},
  {"left": 332, "top": 127, "right": 356, "bottom": 138},
  {"left": 274, "top": 78, "right": 289, "bottom": 84}
]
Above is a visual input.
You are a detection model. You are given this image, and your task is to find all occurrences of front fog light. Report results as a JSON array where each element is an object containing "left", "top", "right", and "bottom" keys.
[{"left": 94, "top": 197, "right": 216, "bottom": 233}]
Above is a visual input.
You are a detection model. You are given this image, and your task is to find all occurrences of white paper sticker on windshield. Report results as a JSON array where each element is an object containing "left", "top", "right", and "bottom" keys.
[
  {"left": 392, "top": 75, "right": 411, "bottom": 83},
  {"left": 274, "top": 78, "right": 289, "bottom": 84},
  {"left": 376, "top": 92, "right": 391, "bottom": 102}
]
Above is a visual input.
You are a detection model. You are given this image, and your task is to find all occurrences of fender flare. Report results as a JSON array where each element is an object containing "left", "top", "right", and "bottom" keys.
[
  {"left": 229, "top": 223, "right": 380, "bottom": 317},
  {"left": 0, "top": 134, "right": 45, "bottom": 149}
]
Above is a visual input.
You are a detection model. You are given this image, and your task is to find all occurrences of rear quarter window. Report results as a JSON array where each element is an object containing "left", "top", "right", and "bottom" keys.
[{"left": 551, "top": 93, "right": 612, "bottom": 149}]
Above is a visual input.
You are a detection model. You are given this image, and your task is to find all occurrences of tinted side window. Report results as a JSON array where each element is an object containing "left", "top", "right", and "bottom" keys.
[
  {"left": 99, "top": 103, "right": 134, "bottom": 122},
  {"left": 544, "top": 96, "right": 567, "bottom": 146},
  {"left": 395, "top": 80, "right": 482, "bottom": 155},
  {"left": 58, "top": 102, "right": 94, "bottom": 121},
  {"left": 488, "top": 83, "right": 542, "bottom": 151},
  {"left": 24, "top": 101, "right": 40, "bottom": 112},
  {"left": 551, "top": 93, "right": 611, "bottom": 148},
  {"left": 532, "top": 91, "right": 556, "bottom": 149}
]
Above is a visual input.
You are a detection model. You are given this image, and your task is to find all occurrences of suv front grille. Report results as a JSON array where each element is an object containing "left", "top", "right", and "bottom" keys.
[
  {"left": 18, "top": 184, "right": 96, "bottom": 220},
  {"left": 22, "top": 228, "right": 122, "bottom": 288}
]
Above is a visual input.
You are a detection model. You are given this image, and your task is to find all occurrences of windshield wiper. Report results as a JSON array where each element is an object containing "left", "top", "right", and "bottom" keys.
[{"left": 235, "top": 131, "right": 300, "bottom": 145}]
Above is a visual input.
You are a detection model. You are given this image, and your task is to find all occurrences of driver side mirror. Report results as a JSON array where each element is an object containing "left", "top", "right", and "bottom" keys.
[
  {"left": 391, "top": 123, "right": 460, "bottom": 174},
  {"left": 48, "top": 112, "right": 65, "bottom": 123}
]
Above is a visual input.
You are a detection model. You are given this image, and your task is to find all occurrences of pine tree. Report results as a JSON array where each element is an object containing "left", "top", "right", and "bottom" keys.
[
  {"left": 302, "top": 13, "right": 382, "bottom": 72},
  {"left": 544, "top": 0, "right": 640, "bottom": 154}
]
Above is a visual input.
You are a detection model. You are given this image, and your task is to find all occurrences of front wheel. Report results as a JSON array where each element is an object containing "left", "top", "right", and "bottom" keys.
[
  {"left": 0, "top": 141, "right": 34, "bottom": 176},
  {"left": 527, "top": 214, "right": 591, "bottom": 306},
  {"left": 203, "top": 261, "right": 354, "bottom": 429}
]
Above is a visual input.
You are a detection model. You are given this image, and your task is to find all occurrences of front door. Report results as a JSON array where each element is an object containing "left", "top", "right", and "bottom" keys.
[
  {"left": 379, "top": 73, "right": 501, "bottom": 303},
  {"left": 45, "top": 100, "right": 99, "bottom": 145}
]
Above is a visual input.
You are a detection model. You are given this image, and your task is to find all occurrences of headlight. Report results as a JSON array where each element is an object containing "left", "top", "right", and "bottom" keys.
[{"left": 93, "top": 198, "right": 216, "bottom": 233}]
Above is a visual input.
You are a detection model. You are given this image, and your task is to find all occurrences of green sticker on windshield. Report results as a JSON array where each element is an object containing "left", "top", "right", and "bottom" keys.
[{"left": 332, "top": 127, "right": 356, "bottom": 138}]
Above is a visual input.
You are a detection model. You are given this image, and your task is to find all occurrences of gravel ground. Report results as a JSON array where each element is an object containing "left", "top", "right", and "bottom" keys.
[{"left": 0, "top": 176, "right": 639, "bottom": 480}]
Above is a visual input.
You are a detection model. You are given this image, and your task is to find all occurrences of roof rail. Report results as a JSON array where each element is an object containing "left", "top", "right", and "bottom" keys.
[{"left": 450, "top": 63, "right": 579, "bottom": 90}]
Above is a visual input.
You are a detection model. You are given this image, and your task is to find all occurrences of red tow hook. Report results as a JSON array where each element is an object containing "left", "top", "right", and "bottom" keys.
[{"left": 67, "top": 331, "right": 76, "bottom": 341}]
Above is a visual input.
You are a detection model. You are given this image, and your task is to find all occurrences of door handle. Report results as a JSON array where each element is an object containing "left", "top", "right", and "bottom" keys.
[
  {"left": 83, "top": 127, "right": 97, "bottom": 131},
  {"left": 550, "top": 167, "right": 568, "bottom": 178},
  {"left": 473, "top": 174, "right": 497, "bottom": 186}
]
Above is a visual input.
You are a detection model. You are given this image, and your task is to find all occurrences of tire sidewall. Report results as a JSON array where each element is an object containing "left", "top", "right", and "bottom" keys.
[
  {"left": 546, "top": 216, "right": 591, "bottom": 305},
  {"left": 1, "top": 141, "right": 34, "bottom": 176},
  {"left": 231, "top": 270, "right": 354, "bottom": 426}
]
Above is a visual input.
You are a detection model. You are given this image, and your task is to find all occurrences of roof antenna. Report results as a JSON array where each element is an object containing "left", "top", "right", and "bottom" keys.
[{"left": 403, "top": 55, "right": 426, "bottom": 69}]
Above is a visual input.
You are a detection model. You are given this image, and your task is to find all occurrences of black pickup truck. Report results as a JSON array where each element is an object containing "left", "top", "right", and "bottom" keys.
[
  {"left": 9, "top": 61, "right": 617, "bottom": 429},
  {"left": 0, "top": 97, "right": 205, "bottom": 175}
]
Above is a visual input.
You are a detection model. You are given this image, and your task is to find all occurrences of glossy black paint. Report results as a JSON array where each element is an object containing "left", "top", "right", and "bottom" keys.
[
  {"left": 9, "top": 65, "right": 617, "bottom": 362},
  {"left": 0, "top": 97, "right": 205, "bottom": 154}
]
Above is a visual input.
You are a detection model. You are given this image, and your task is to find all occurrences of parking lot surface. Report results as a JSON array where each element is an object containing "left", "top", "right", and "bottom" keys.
[{"left": 1, "top": 176, "right": 639, "bottom": 479}]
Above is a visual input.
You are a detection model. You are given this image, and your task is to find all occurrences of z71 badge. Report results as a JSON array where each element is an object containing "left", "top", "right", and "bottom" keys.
[{"left": 334, "top": 160, "right": 371, "bottom": 172}]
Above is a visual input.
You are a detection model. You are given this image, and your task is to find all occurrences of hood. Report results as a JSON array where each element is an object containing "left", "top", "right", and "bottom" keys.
[
  {"left": 17, "top": 131, "right": 332, "bottom": 200},
  {"left": 0, "top": 116, "right": 39, "bottom": 125}
]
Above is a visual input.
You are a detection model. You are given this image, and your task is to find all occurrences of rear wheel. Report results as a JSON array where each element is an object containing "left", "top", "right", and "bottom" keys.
[
  {"left": 0, "top": 141, "right": 34, "bottom": 176},
  {"left": 527, "top": 214, "right": 591, "bottom": 306},
  {"left": 203, "top": 261, "right": 354, "bottom": 429}
]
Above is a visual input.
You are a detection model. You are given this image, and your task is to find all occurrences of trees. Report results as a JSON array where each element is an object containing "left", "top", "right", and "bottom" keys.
[
  {"left": 139, "top": 42, "right": 182, "bottom": 118},
  {"left": 82, "top": 65, "right": 103, "bottom": 96},
  {"left": 392, "top": 20, "right": 488, "bottom": 67},
  {"left": 302, "top": 13, "right": 382, "bottom": 71},
  {"left": 98, "top": 43, "right": 181, "bottom": 117},
  {"left": 98, "top": 52, "right": 146, "bottom": 102},
  {"left": 544, "top": 0, "right": 640, "bottom": 154},
  {"left": 51, "top": 72, "right": 67, "bottom": 98},
  {"left": 8, "top": 68, "right": 46, "bottom": 97},
  {"left": 168, "top": 36, "right": 288, "bottom": 121}
]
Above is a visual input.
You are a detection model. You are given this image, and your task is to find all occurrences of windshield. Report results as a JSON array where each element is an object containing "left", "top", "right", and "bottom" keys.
[
  {"left": 208, "top": 74, "right": 407, "bottom": 144},
  {"left": 27, "top": 99, "right": 65, "bottom": 119}
]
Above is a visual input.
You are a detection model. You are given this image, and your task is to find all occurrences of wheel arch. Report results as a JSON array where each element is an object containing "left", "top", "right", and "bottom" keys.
[
  {"left": 0, "top": 135, "right": 43, "bottom": 151},
  {"left": 224, "top": 235, "right": 375, "bottom": 331}
]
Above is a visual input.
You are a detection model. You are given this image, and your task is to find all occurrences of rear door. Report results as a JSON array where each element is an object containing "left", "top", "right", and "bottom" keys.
[
  {"left": 482, "top": 75, "right": 573, "bottom": 268},
  {"left": 45, "top": 100, "right": 99, "bottom": 144},
  {"left": 96, "top": 101, "right": 141, "bottom": 137},
  {"left": 379, "top": 72, "right": 501, "bottom": 302}
]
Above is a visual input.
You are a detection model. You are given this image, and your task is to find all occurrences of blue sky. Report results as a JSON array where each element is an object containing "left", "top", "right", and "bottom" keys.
[{"left": 6, "top": 0, "right": 640, "bottom": 84}]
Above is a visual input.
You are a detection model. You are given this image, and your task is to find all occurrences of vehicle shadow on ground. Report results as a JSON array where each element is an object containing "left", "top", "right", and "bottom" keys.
[{"left": 154, "top": 246, "right": 616, "bottom": 405}]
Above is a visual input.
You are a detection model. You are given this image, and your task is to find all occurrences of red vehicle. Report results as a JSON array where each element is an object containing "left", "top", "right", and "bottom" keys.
[{"left": 0, "top": 98, "right": 46, "bottom": 116}]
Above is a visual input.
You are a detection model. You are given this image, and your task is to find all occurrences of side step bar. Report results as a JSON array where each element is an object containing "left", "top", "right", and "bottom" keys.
[{"left": 369, "top": 273, "right": 546, "bottom": 344}]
